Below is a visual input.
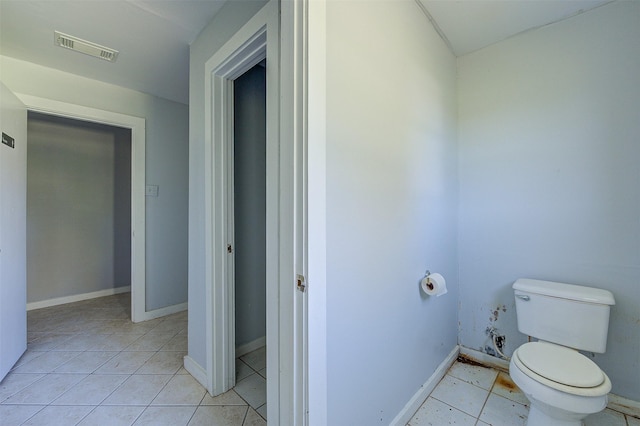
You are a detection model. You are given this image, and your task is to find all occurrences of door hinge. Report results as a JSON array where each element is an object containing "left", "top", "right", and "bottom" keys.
[
  {"left": 296, "top": 274, "right": 306, "bottom": 293},
  {"left": 227, "top": 244, "right": 233, "bottom": 254}
]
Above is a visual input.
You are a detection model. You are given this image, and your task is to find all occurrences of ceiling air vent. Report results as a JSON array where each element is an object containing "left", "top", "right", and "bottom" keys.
[{"left": 54, "top": 31, "right": 119, "bottom": 63}]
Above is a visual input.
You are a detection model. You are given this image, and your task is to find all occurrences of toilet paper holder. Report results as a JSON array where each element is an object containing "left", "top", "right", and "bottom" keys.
[{"left": 423, "top": 270, "right": 434, "bottom": 290}]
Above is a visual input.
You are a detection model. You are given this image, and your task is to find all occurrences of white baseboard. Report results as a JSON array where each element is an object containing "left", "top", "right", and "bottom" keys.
[
  {"left": 184, "top": 355, "right": 208, "bottom": 391},
  {"left": 459, "top": 346, "right": 510, "bottom": 372},
  {"left": 608, "top": 393, "right": 640, "bottom": 418},
  {"left": 27, "top": 286, "right": 131, "bottom": 311},
  {"left": 139, "top": 302, "right": 188, "bottom": 322},
  {"left": 390, "top": 345, "right": 460, "bottom": 426},
  {"left": 236, "top": 336, "right": 266, "bottom": 358}
]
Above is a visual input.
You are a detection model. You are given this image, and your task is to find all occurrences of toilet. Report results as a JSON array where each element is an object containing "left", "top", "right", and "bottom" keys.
[{"left": 509, "top": 278, "right": 615, "bottom": 426}]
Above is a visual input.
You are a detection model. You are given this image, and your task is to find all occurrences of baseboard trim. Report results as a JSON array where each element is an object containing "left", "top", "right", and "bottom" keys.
[
  {"left": 138, "top": 302, "right": 188, "bottom": 322},
  {"left": 236, "top": 336, "right": 266, "bottom": 358},
  {"left": 26, "top": 286, "right": 131, "bottom": 311},
  {"left": 608, "top": 393, "right": 640, "bottom": 418},
  {"left": 184, "top": 355, "right": 208, "bottom": 391},
  {"left": 459, "top": 346, "right": 510, "bottom": 372},
  {"left": 390, "top": 345, "right": 460, "bottom": 426}
]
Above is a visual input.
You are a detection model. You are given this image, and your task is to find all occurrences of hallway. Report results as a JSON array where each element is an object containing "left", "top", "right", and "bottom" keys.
[{"left": 0, "top": 294, "right": 265, "bottom": 425}]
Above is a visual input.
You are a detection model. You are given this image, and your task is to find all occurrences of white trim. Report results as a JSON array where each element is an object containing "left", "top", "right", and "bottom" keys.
[
  {"left": 608, "top": 393, "right": 640, "bottom": 418},
  {"left": 389, "top": 346, "right": 460, "bottom": 426},
  {"left": 306, "top": 0, "right": 327, "bottom": 424},
  {"left": 281, "top": 1, "right": 309, "bottom": 425},
  {"left": 141, "top": 302, "right": 188, "bottom": 321},
  {"left": 184, "top": 355, "right": 208, "bottom": 389},
  {"left": 459, "top": 345, "right": 510, "bottom": 371},
  {"left": 236, "top": 337, "right": 266, "bottom": 358},
  {"left": 203, "top": 5, "right": 281, "bottom": 421},
  {"left": 26, "top": 286, "right": 130, "bottom": 311},
  {"left": 15, "top": 94, "right": 147, "bottom": 323}
]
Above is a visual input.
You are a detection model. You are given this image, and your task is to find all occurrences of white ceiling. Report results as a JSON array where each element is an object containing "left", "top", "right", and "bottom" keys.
[
  {"left": 0, "top": 0, "right": 226, "bottom": 105},
  {"left": 0, "top": 0, "right": 615, "bottom": 105},
  {"left": 420, "top": 0, "right": 614, "bottom": 56}
]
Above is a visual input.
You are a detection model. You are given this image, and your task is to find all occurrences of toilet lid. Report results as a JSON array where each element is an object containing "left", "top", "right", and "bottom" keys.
[{"left": 517, "top": 342, "right": 605, "bottom": 388}]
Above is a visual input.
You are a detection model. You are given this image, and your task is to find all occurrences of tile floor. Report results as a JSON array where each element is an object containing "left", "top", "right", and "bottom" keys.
[
  {"left": 408, "top": 358, "right": 639, "bottom": 426},
  {"left": 0, "top": 293, "right": 267, "bottom": 426}
]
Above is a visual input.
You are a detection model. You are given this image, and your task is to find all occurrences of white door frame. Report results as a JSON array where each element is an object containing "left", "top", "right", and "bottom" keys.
[
  {"left": 15, "top": 94, "right": 147, "bottom": 323},
  {"left": 204, "top": 0, "right": 275, "bottom": 394},
  {"left": 204, "top": 0, "right": 292, "bottom": 422}
]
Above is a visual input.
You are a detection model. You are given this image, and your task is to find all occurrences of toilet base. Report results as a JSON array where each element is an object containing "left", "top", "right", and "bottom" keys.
[{"left": 526, "top": 404, "right": 584, "bottom": 426}]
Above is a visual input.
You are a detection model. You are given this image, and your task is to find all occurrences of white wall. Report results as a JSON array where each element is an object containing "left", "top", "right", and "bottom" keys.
[
  {"left": 458, "top": 1, "right": 640, "bottom": 401},
  {"left": 27, "top": 114, "right": 131, "bottom": 303},
  {"left": 188, "top": 0, "right": 266, "bottom": 369},
  {"left": 1, "top": 55, "right": 189, "bottom": 312},
  {"left": 319, "top": 2, "right": 458, "bottom": 423}
]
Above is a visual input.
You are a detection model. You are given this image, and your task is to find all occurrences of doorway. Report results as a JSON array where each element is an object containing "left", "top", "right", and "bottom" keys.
[
  {"left": 17, "top": 94, "right": 147, "bottom": 322},
  {"left": 232, "top": 62, "right": 267, "bottom": 418},
  {"left": 26, "top": 112, "right": 132, "bottom": 313}
]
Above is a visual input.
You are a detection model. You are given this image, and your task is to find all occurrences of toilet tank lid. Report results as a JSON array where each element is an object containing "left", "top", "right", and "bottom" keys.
[{"left": 513, "top": 279, "right": 615, "bottom": 305}]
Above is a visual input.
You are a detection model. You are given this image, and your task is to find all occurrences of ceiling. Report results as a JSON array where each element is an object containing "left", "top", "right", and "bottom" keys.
[
  {"left": 0, "top": 0, "right": 615, "bottom": 105},
  {"left": 419, "top": 0, "right": 613, "bottom": 56}
]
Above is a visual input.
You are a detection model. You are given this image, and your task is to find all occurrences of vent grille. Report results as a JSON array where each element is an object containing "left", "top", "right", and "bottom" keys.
[{"left": 54, "top": 31, "right": 119, "bottom": 63}]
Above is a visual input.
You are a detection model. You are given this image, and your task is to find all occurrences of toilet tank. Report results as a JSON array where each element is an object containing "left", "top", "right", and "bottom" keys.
[{"left": 513, "top": 279, "right": 615, "bottom": 353}]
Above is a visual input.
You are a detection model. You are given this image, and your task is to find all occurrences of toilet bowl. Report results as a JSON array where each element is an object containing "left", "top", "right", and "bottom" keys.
[
  {"left": 509, "top": 342, "right": 611, "bottom": 426},
  {"left": 510, "top": 279, "right": 615, "bottom": 426}
]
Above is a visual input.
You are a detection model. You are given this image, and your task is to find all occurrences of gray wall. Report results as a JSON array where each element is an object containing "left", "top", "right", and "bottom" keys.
[
  {"left": 27, "top": 113, "right": 131, "bottom": 302},
  {"left": 458, "top": 0, "right": 640, "bottom": 401},
  {"left": 322, "top": 2, "right": 458, "bottom": 423},
  {"left": 1, "top": 55, "right": 189, "bottom": 312},
  {"left": 188, "top": 0, "right": 267, "bottom": 368},
  {"left": 233, "top": 65, "right": 266, "bottom": 348}
]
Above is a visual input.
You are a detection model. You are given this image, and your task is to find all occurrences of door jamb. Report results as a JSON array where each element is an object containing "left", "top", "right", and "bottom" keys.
[
  {"left": 15, "top": 94, "right": 147, "bottom": 323},
  {"left": 203, "top": 0, "right": 281, "bottom": 420}
]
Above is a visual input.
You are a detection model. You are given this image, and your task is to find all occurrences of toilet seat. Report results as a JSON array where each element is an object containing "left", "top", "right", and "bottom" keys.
[
  {"left": 512, "top": 343, "right": 612, "bottom": 397},
  {"left": 518, "top": 342, "right": 604, "bottom": 387}
]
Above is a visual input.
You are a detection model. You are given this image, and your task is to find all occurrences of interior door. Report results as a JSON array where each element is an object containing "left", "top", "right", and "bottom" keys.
[{"left": 0, "top": 82, "right": 28, "bottom": 381}]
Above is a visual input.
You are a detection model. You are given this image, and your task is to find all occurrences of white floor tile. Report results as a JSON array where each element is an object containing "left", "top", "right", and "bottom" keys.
[
  {"left": 136, "top": 351, "right": 185, "bottom": 374},
  {"left": 160, "top": 333, "right": 188, "bottom": 351},
  {"left": 151, "top": 374, "right": 206, "bottom": 405},
  {"left": 408, "top": 397, "right": 477, "bottom": 426},
  {"left": 134, "top": 406, "right": 197, "bottom": 426},
  {"left": 52, "top": 374, "right": 128, "bottom": 405},
  {"left": 430, "top": 375, "right": 489, "bottom": 418},
  {"left": 256, "top": 404, "right": 267, "bottom": 420},
  {"left": 22, "top": 405, "right": 93, "bottom": 426},
  {"left": 187, "top": 405, "right": 248, "bottom": 426},
  {"left": 447, "top": 361, "right": 499, "bottom": 390},
  {"left": 490, "top": 371, "right": 529, "bottom": 406},
  {"left": 0, "top": 404, "right": 43, "bottom": 426},
  {"left": 0, "top": 373, "right": 44, "bottom": 402},
  {"left": 240, "top": 347, "right": 266, "bottom": 372},
  {"left": 627, "top": 415, "right": 640, "bottom": 426},
  {"left": 78, "top": 406, "right": 145, "bottom": 426},
  {"left": 243, "top": 407, "right": 267, "bottom": 426},
  {"left": 103, "top": 374, "right": 173, "bottom": 406},
  {"left": 236, "top": 360, "right": 253, "bottom": 381},
  {"left": 53, "top": 351, "right": 117, "bottom": 373},
  {"left": 4, "top": 373, "right": 86, "bottom": 404},
  {"left": 124, "top": 333, "right": 175, "bottom": 351},
  {"left": 94, "top": 351, "right": 155, "bottom": 374},
  {"left": 584, "top": 408, "right": 627, "bottom": 426},
  {"left": 234, "top": 373, "right": 267, "bottom": 409},
  {"left": 200, "top": 389, "right": 247, "bottom": 406},
  {"left": 11, "top": 351, "right": 80, "bottom": 373},
  {"left": 479, "top": 393, "right": 528, "bottom": 426}
]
